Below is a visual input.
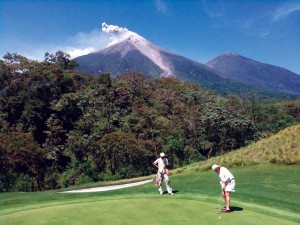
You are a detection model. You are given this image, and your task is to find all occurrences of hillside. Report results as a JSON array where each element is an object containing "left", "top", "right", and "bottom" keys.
[{"left": 183, "top": 124, "right": 300, "bottom": 172}]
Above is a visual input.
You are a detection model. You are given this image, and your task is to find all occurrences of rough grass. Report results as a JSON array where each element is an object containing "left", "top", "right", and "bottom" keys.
[{"left": 181, "top": 124, "right": 300, "bottom": 173}]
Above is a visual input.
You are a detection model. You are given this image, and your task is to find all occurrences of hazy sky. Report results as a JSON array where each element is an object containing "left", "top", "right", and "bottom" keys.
[{"left": 1, "top": 0, "right": 300, "bottom": 74}]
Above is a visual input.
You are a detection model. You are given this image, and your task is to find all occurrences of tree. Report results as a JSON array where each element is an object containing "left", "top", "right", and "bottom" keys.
[
  {"left": 44, "top": 51, "right": 79, "bottom": 70},
  {"left": 99, "top": 132, "right": 150, "bottom": 177},
  {"left": 0, "top": 130, "right": 47, "bottom": 191},
  {"left": 199, "top": 102, "right": 258, "bottom": 158}
]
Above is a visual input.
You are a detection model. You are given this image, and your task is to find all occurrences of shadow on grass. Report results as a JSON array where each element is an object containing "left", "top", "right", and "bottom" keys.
[
  {"left": 231, "top": 206, "right": 244, "bottom": 212},
  {"left": 160, "top": 190, "right": 179, "bottom": 195}
]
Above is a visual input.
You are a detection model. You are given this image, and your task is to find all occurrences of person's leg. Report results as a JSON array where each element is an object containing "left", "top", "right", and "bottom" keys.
[
  {"left": 163, "top": 174, "right": 173, "bottom": 195},
  {"left": 225, "top": 192, "right": 230, "bottom": 210},
  {"left": 223, "top": 180, "right": 235, "bottom": 211},
  {"left": 157, "top": 172, "right": 163, "bottom": 194}
]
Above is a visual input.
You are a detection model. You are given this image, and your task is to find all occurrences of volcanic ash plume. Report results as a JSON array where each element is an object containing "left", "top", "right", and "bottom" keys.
[
  {"left": 102, "top": 22, "right": 134, "bottom": 46},
  {"left": 102, "top": 22, "right": 128, "bottom": 34}
]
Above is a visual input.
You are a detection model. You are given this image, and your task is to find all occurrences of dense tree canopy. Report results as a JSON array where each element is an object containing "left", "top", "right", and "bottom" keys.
[{"left": 0, "top": 52, "right": 299, "bottom": 191}]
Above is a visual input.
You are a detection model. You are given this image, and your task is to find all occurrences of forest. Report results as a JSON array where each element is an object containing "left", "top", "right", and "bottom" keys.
[{"left": 0, "top": 51, "right": 299, "bottom": 192}]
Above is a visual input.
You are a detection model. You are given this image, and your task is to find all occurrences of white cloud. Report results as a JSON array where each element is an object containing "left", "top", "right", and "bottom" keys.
[
  {"left": 66, "top": 28, "right": 110, "bottom": 58},
  {"left": 5, "top": 26, "right": 113, "bottom": 61},
  {"left": 67, "top": 47, "right": 96, "bottom": 58},
  {"left": 155, "top": 0, "right": 167, "bottom": 13},
  {"left": 241, "top": 3, "right": 300, "bottom": 38},
  {"left": 241, "top": 15, "right": 271, "bottom": 38},
  {"left": 272, "top": 3, "right": 300, "bottom": 22},
  {"left": 61, "top": 23, "right": 137, "bottom": 58},
  {"left": 2, "top": 22, "right": 140, "bottom": 60}
]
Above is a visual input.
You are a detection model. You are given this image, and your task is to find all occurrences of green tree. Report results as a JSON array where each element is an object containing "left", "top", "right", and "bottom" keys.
[
  {"left": 44, "top": 50, "right": 79, "bottom": 70},
  {"left": 0, "top": 130, "right": 46, "bottom": 191},
  {"left": 99, "top": 132, "right": 150, "bottom": 177}
]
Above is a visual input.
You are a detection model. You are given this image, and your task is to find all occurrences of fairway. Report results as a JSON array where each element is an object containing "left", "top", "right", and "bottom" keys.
[
  {"left": 0, "top": 197, "right": 299, "bottom": 225},
  {"left": 1, "top": 164, "right": 299, "bottom": 225}
]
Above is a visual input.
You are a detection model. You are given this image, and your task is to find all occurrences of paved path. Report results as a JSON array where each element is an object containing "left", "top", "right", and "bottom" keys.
[{"left": 60, "top": 179, "right": 153, "bottom": 193}]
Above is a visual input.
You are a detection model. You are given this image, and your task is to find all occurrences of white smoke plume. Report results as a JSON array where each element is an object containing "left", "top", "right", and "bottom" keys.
[
  {"left": 102, "top": 22, "right": 137, "bottom": 47},
  {"left": 102, "top": 22, "right": 129, "bottom": 34}
]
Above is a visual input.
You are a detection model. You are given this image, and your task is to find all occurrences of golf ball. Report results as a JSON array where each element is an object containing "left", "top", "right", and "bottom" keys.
[{"left": 218, "top": 216, "right": 221, "bottom": 219}]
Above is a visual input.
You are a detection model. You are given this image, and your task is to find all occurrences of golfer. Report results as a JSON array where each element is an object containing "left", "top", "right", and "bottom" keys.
[
  {"left": 152, "top": 153, "right": 174, "bottom": 195},
  {"left": 212, "top": 164, "right": 235, "bottom": 213}
]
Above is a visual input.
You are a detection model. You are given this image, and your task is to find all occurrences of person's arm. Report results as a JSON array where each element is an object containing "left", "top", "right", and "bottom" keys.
[
  {"left": 152, "top": 161, "right": 159, "bottom": 169},
  {"left": 219, "top": 172, "right": 227, "bottom": 192},
  {"left": 220, "top": 180, "right": 226, "bottom": 193},
  {"left": 164, "top": 159, "right": 170, "bottom": 174}
]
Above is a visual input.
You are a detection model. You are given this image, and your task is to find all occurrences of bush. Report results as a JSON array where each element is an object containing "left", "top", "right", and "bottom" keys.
[
  {"left": 75, "top": 174, "right": 93, "bottom": 185},
  {"left": 12, "top": 174, "right": 37, "bottom": 192}
]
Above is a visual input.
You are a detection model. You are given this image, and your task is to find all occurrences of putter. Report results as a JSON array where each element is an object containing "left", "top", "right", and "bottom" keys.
[{"left": 217, "top": 194, "right": 222, "bottom": 219}]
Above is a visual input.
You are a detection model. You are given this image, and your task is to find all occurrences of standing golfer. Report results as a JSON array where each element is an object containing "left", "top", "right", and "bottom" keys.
[
  {"left": 152, "top": 153, "right": 174, "bottom": 195},
  {"left": 212, "top": 164, "right": 235, "bottom": 213}
]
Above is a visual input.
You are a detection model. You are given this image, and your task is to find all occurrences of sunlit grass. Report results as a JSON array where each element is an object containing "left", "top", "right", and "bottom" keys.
[{"left": 183, "top": 124, "right": 300, "bottom": 172}]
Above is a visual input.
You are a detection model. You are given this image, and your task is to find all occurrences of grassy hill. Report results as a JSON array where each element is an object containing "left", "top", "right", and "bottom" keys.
[
  {"left": 179, "top": 124, "right": 300, "bottom": 172},
  {"left": 0, "top": 125, "right": 299, "bottom": 225}
]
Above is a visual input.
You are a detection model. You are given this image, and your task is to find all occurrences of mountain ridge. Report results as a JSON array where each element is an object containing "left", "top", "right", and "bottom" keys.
[
  {"left": 206, "top": 52, "right": 300, "bottom": 95},
  {"left": 74, "top": 23, "right": 300, "bottom": 98}
]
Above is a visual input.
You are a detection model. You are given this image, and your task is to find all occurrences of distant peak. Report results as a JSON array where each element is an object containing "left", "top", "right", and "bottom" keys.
[{"left": 223, "top": 52, "right": 239, "bottom": 57}]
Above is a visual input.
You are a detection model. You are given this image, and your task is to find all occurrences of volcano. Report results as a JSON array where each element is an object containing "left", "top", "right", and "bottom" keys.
[{"left": 74, "top": 23, "right": 299, "bottom": 98}]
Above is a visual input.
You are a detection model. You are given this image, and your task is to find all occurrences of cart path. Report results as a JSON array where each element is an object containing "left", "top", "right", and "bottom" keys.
[{"left": 60, "top": 179, "right": 153, "bottom": 193}]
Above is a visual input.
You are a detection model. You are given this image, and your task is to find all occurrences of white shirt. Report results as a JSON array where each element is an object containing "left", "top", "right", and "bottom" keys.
[
  {"left": 154, "top": 157, "right": 169, "bottom": 173},
  {"left": 218, "top": 167, "right": 234, "bottom": 183}
]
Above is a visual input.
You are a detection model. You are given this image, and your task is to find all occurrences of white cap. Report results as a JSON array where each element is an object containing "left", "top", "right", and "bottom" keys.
[
  {"left": 212, "top": 164, "right": 219, "bottom": 171},
  {"left": 160, "top": 152, "right": 165, "bottom": 157}
]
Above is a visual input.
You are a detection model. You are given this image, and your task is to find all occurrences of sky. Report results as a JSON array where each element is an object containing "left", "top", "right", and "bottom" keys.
[{"left": 1, "top": 0, "right": 300, "bottom": 74}]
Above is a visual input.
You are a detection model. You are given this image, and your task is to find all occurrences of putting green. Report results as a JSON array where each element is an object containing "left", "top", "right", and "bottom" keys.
[{"left": 0, "top": 197, "right": 298, "bottom": 225}]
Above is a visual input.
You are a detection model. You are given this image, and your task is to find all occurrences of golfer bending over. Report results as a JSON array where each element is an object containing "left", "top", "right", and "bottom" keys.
[
  {"left": 152, "top": 153, "right": 174, "bottom": 196},
  {"left": 212, "top": 164, "right": 235, "bottom": 213}
]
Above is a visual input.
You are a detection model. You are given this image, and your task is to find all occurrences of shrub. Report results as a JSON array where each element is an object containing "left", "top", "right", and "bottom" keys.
[{"left": 12, "top": 174, "right": 37, "bottom": 192}]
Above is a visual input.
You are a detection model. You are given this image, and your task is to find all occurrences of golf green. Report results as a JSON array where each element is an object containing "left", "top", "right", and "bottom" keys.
[{"left": 0, "top": 197, "right": 298, "bottom": 225}]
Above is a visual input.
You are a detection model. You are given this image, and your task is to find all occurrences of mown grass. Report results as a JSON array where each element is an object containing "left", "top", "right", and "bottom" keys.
[
  {"left": 0, "top": 164, "right": 299, "bottom": 223},
  {"left": 1, "top": 197, "right": 299, "bottom": 225}
]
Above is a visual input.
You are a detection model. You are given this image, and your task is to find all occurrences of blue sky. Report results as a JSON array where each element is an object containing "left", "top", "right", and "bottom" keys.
[{"left": 1, "top": 0, "right": 300, "bottom": 74}]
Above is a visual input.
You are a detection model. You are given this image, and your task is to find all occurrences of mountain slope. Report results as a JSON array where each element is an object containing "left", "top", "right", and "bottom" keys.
[
  {"left": 75, "top": 42, "right": 164, "bottom": 77},
  {"left": 75, "top": 44, "right": 260, "bottom": 95},
  {"left": 75, "top": 23, "right": 299, "bottom": 98},
  {"left": 75, "top": 22, "right": 172, "bottom": 77},
  {"left": 206, "top": 52, "right": 300, "bottom": 96}
]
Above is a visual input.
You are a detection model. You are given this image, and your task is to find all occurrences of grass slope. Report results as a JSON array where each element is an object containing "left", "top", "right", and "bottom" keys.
[
  {"left": 182, "top": 124, "right": 300, "bottom": 172},
  {"left": 0, "top": 125, "right": 299, "bottom": 225}
]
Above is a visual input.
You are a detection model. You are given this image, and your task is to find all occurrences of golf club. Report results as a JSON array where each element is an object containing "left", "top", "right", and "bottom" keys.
[{"left": 217, "top": 193, "right": 222, "bottom": 219}]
